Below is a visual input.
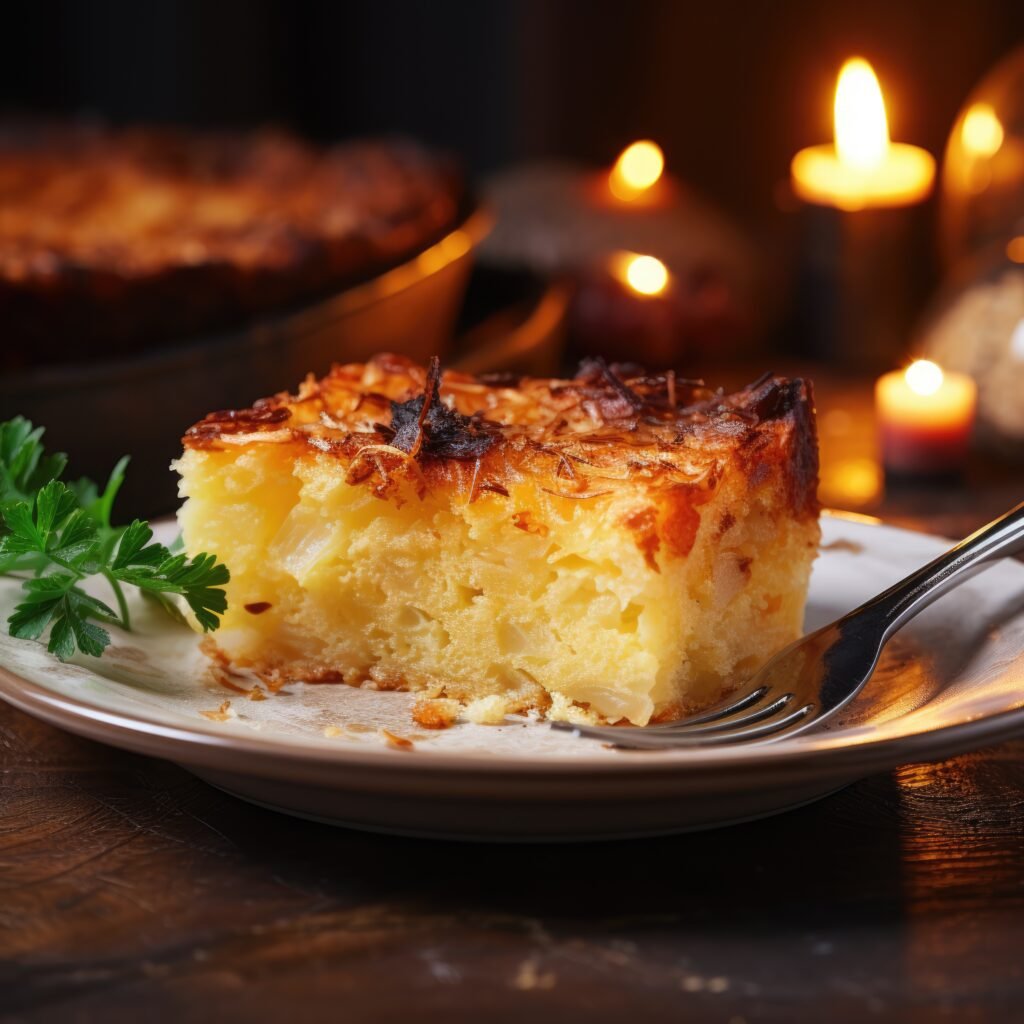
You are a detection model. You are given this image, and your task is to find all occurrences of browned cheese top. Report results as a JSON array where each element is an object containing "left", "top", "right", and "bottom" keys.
[{"left": 184, "top": 354, "right": 820, "bottom": 520}]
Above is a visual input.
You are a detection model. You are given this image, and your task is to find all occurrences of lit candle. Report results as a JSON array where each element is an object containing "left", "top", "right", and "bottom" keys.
[
  {"left": 609, "top": 251, "right": 671, "bottom": 296},
  {"left": 791, "top": 58, "right": 935, "bottom": 211},
  {"left": 606, "top": 140, "right": 667, "bottom": 206},
  {"left": 789, "top": 57, "right": 936, "bottom": 368},
  {"left": 570, "top": 251, "right": 680, "bottom": 365},
  {"left": 875, "top": 359, "right": 977, "bottom": 476},
  {"left": 484, "top": 139, "right": 752, "bottom": 361}
]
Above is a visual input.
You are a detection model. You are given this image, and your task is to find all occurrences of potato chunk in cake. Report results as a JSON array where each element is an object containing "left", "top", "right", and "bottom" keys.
[{"left": 175, "top": 355, "right": 819, "bottom": 726}]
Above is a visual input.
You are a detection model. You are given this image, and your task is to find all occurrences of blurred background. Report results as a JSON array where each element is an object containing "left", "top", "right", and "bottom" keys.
[
  {"left": 2, "top": 0, "right": 1024, "bottom": 518},
  {"left": 4, "top": 0, "right": 1021, "bottom": 219}
]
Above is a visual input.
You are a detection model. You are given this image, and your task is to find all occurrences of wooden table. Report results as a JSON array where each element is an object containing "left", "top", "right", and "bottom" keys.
[{"left": 3, "top": 380, "right": 1023, "bottom": 1023}]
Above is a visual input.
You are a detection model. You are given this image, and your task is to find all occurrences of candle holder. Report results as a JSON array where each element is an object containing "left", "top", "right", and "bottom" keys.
[
  {"left": 567, "top": 252, "right": 747, "bottom": 367},
  {"left": 569, "top": 253, "right": 678, "bottom": 366},
  {"left": 794, "top": 200, "right": 935, "bottom": 369},
  {"left": 882, "top": 467, "right": 966, "bottom": 490},
  {"left": 479, "top": 147, "right": 760, "bottom": 363}
]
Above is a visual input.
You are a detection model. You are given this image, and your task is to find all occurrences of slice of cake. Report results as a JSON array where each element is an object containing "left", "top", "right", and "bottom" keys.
[{"left": 175, "top": 355, "right": 820, "bottom": 726}]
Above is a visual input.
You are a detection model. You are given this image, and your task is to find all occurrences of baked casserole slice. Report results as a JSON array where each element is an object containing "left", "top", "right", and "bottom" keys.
[{"left": 176, "top": 355, "right": 819, "bottom": 726}]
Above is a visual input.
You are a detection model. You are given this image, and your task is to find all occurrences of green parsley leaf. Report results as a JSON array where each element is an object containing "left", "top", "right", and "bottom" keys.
[
  {"left": 0, "top": 417, "right": 68, "bottom": 506},
  {"left": 8, "top": 573, "right": 76, "bottom": 640},
  {"left": 0, "top": 417, "right": 229, "bottom": 661},
  {"left": 111, "top": 521, "right": 229, "bottom": 632},
  {"left": 111, "top": 519, "right": 167, "bottom": 571}
]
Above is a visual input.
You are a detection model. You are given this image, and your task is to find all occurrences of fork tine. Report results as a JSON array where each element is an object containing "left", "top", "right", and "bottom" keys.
[
  {"left": 656, "top": 692, "right": 795, "bottom": 735},
  {"left": 548, "top": 692, "right": 791, "bottom": 742},
  {"left": 646, "top": 685, "right": 771, "bottom": 729},
  {"left": 552, "top": 702, "right": 816, "bottom": 749}
]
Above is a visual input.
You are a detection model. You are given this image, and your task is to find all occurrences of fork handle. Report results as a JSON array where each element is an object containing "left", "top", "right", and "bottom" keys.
[{"left": 860, "top": 500, "right": 1024, "bottom": 638}]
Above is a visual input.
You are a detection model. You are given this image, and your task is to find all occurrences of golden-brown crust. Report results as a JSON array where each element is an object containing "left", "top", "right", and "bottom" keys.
[
  {"left": 0, "top": 123, "right": 462, "bottom": 365},
  {"left": 411, "top": 700, "right": 458, "bottom": 730},
  {"left": 183, "top": 354, "right": 820, "bottom": 523}
]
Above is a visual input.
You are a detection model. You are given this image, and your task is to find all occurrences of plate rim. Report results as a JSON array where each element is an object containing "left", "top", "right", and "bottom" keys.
[{"left": 2, "top": 513, "right": 1024, "bottom": 783}]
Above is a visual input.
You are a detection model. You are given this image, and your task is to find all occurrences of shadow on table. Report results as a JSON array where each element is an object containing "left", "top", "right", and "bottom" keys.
[{"left": 222, "top": 769, "right": 910, "bottom": 933}]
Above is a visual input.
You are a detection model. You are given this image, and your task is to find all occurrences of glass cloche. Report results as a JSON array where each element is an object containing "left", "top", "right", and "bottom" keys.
[
  {"left": 940, "top": 44, "right": 1024, "bottom": 268},
  {"left": 920, "top": 45, "right": 1024, "bottom": 457},
  {"left": 920, "top": 255, "right": 1024, "bottom": 457}
]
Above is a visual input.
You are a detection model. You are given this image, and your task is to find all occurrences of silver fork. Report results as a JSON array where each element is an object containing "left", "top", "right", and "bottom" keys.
[{"left": 552, "top": 500, "right": 1024, "bottom": 749}]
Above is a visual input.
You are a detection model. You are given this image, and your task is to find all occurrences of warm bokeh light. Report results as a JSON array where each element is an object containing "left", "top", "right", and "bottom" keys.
[
  {"left": 834, "top": 58, "right": 889, "bottom": 170},
  {"left": 821, "top": 457, "right": 883, "bottom": 508},
  {"left": 609, "top": 141, "right": 665, "bottom": 200},
  {"left": 904, "top": 359, "right": 944, "bottom": 397},
  {"left": 791, "top": 57, "right": 934, "bottom": 210},
  {"left": 961, "top": 103, "right": 1004, "bottom": 158},
  {"left": 1007, "top": 237, "right": 1024, "bottom": 264},
  {"left": 622, "top": 254, "right": 669, "bottom": 295}
]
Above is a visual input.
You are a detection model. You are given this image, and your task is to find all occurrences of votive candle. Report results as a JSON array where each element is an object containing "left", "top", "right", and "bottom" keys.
[{"left": 875, "top": 360, "right": 977, "bottom": 476}]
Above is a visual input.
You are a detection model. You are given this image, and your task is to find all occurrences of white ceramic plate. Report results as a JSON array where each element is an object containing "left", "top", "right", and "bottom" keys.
[{"left": 1, "top": 513, "right": 1023, "bottom": 841}]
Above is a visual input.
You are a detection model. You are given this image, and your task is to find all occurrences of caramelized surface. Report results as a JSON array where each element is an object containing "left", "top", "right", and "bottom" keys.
[{"left": 185, "top": 354, "right": 820, "bottom": 521}]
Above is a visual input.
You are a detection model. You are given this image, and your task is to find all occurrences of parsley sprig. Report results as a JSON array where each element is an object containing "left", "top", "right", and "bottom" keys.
[{"left": 0, "top": 417, "right": 229, "bottom": 660}]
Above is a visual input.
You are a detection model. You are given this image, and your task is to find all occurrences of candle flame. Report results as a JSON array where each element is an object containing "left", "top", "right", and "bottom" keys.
[
  {"left": 611, "top": 252, "right": 670, "bottom": 296},
  {"left": 609, "top": 141, "right": 665, "bottom": 200},
  {"left": 961, "top": 103, "right": 1004, "bottom": 158},
  {"left": 905, "top": 359, "right": 944, "bottom": 396},
  {"left": 834, "top": 58, "right": 889, "bottom": 171}
]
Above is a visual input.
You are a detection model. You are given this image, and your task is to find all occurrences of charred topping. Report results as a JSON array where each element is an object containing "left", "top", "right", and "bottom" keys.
[
  {"left": 746, "top": 378, "right": 803, "bottom": 422},
  {"left": 197, "top": 405, "right": 291, "bottom": 428},
  {"left": 568, "top": 356, "right": 720, "bottom": 424},
  {"left": 577, "top": 356, "right": 638, "bottom": 411},
  {"left": 669, "top": 373, "right": 808, "bottom": 428},
  {"left": 184, "top": 357, "right": 811, "bottom": 494},
  {"left": 185, "top": 403, "right": 292, "bottom": 445},
  {"left": 381, "top": 355, "right": 497, "bottom": 460},
  {"left": 410, "top": 354, "right": 442, "bottom": 458},
  {"left": 476, "top": 370, "right": 523, "bottom": 388},
  {"left": 478, "top": 481, "right": 510, "bottom": 497}
]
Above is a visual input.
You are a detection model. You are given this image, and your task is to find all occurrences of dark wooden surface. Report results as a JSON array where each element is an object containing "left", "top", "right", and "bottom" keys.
[{"left": 3, "top": 384, "right": 1024, "bottom": 1023}]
